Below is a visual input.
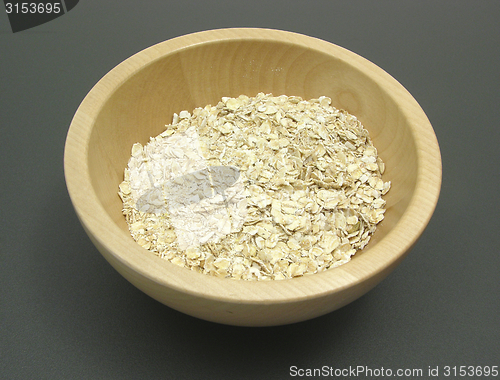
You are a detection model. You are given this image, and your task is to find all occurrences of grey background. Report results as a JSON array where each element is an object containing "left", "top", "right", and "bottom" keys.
[{"left": 1, "top": 1, "right": 499, "bottom": 379}]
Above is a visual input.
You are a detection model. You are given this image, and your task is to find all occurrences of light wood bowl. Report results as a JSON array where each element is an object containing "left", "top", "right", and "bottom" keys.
[{"left": 64, "top": 28, "right": 441, "bottom": 326}]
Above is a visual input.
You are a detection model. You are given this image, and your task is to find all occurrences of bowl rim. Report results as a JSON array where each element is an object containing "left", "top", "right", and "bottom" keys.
[{"left": 64, "top": 27, "right": 442, "bottom": 304}]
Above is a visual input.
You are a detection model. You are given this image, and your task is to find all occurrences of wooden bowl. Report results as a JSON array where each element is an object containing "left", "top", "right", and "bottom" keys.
[{"left": 64, "top": 28, "right": 441, "bottom": 326}]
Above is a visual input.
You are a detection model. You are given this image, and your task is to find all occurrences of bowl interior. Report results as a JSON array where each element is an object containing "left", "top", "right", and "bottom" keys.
[{"left": 89, "top": 38, "right": 417, "bottom": 251}]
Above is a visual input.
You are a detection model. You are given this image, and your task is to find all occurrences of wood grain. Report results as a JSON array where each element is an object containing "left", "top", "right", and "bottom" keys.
[{"left": 64, "top": 28, "right": 442, "bottom": 326}]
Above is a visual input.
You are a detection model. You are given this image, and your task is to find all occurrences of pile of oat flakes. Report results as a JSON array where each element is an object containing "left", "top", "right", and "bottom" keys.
[{"left": 118, "top": 93, "right": 390, "bottom": 280}]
